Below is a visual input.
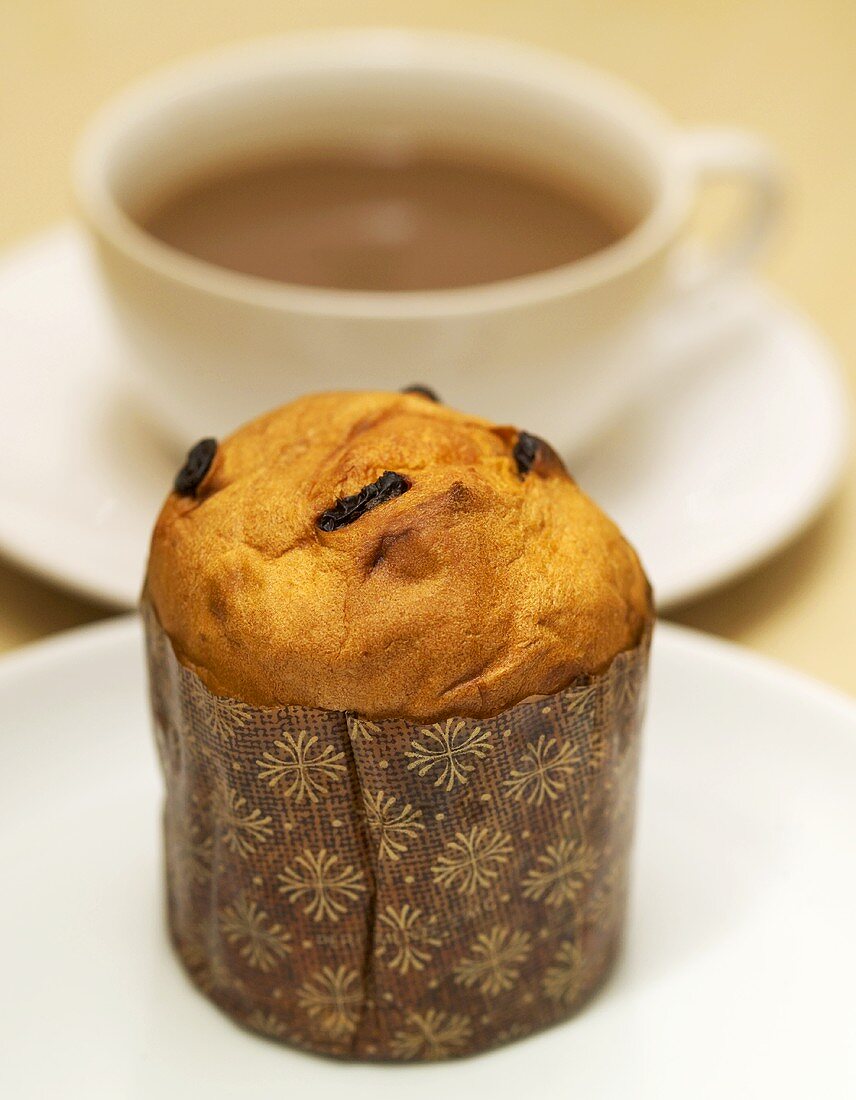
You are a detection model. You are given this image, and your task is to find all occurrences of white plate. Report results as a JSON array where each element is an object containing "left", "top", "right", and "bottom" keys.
[
  {"left": 0, "top": 224, "right": 848, "bottom": 610},
  {"left": 1, "top": 617, "right": 854, "bottom": 1097}
]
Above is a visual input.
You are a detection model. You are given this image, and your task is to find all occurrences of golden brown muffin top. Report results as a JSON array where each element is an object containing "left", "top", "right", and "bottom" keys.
[{"left": 145, "top": 391, "right": 652, "bottom": 719}]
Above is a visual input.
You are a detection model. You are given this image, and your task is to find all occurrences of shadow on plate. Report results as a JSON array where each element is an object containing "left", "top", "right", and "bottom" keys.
[{"left": 615, "top": 753, "right": 784, "bottom": 993}]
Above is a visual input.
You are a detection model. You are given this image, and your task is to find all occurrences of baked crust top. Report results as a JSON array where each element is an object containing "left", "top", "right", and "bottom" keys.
[{"left": 145, "top": 391, "right": 653, "bottom": 719}]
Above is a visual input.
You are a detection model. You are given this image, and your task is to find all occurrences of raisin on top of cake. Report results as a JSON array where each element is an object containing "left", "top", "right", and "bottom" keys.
[{"left": 145, "top": 391, "right": 652, "bottom": 719}]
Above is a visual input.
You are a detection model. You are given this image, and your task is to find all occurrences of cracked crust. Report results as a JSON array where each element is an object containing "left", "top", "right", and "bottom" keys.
[{"left": 145, "top": 391, "right": 653, "bottom": 719}]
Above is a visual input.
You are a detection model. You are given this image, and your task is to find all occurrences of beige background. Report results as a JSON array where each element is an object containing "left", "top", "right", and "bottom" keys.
[{"left": 1, "top": 0, "right": 854, "bottom": 694}]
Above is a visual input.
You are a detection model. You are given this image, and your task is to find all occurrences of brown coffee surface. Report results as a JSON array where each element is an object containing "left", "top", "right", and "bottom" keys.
[{"left": 143, "top": 150, "right": 627, "bottom": 291}]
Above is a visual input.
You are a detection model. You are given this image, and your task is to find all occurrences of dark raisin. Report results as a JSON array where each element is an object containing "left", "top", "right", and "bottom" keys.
[
  {"left": 513, "top": 431, "right": 542, "bottom": 477},
  {"left": 401, "top": 384, "right": 441, "bottom": 403},
  {"left": 511, "top": 431, "right": 569, "bottom": 479},
  {"left": 174, "top": 438, "right": 217, "bottom": 496},
  {"left": 317, "top": 471, "right": 410, "bottom": 532}
]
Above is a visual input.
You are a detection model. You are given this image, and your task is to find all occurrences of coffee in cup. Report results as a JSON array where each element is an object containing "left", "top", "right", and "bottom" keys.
[
  {"left": 142, "top": 147, "right": 632, "bottom": 292},
  {"left": 75, "top": 30, "right": 779, "bottom": 449}
]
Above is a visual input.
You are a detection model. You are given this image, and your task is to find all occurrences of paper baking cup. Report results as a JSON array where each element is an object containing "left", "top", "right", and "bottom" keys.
[{"left": 143, "top": 600, "right": 650, "bottom": 1061}]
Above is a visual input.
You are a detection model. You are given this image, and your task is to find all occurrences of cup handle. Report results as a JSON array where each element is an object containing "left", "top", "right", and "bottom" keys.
[{"left": 672, "top": 127, "right": 782, "bottom": 295}]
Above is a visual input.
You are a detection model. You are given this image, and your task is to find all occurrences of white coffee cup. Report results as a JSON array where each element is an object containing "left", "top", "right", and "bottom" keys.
[{"left": 74, "top": 29, "right": 780, "bottom": 451}]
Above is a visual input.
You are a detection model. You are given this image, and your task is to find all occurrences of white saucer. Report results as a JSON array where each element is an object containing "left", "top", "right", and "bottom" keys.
[
  {"left": 0, "top": 224, "right": 848, "bottom": 610},
  {"left": 1, "top": 617, "right": 854, "bottom": 1097}
]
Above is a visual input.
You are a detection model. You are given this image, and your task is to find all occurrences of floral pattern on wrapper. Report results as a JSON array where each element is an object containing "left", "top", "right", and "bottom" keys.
[{"left": 143, "top": 599, "right": 650, "bottom": 1061}]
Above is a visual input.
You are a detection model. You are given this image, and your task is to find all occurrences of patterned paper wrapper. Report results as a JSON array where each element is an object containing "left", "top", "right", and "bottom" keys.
[{"left": 143, "top": 599, "right": 651, "bottom": 1062}]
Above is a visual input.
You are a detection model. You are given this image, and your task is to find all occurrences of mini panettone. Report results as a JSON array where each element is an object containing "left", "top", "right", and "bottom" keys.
[{"left": 143, "top": 389, "right": 653, "bottom": 1061}]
